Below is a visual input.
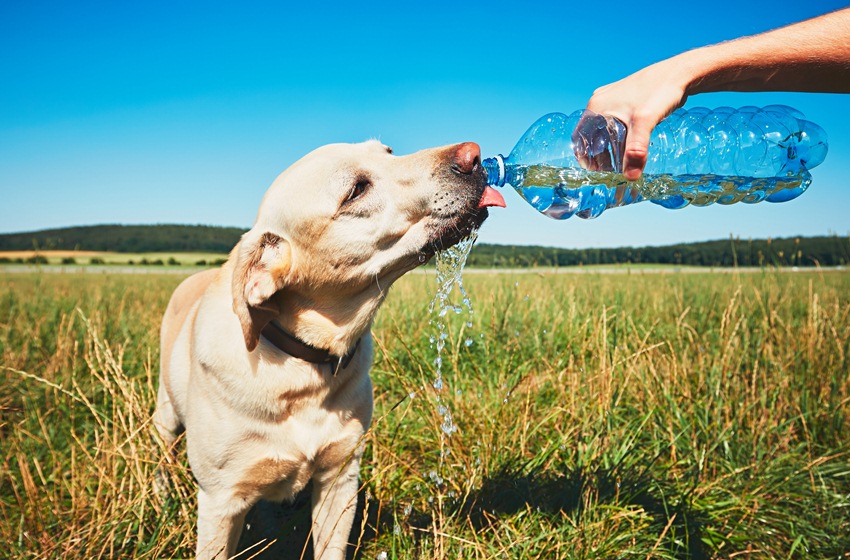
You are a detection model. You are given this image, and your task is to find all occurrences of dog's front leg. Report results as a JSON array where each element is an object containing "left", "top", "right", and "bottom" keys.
[
  {"left": 195, "top": 488, "right": 249, "bottom": 560},
  {"left": 310, "top": 456, "right": 361, "bottom": 560}
]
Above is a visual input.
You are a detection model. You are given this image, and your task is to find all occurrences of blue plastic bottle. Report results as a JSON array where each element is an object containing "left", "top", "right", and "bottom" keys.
[{"left": 482, "top": 106, "right": 828, "bottom": 220}]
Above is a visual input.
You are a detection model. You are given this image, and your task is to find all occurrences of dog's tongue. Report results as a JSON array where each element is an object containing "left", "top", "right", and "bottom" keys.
[{"left": 477, "top": 186, "right": 506, "bottom": 209}]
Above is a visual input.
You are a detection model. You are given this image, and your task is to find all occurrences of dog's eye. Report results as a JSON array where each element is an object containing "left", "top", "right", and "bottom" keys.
[{"left": 346, "top": 179, "right": 370, "bottom": 203}]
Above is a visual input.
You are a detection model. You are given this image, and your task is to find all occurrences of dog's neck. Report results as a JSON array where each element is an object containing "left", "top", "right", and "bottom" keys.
[
  {"left": 270, "top": 285, "right": 386, "bottom": 358},
  {"left": 260, "top": 319, "right": 360, "bottom": 372}
]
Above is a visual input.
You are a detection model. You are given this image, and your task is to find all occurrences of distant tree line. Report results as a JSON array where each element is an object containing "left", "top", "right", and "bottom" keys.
[
  {"left": 1, "top": 225, "right": 848, "bottom": 268},
  {"left": 0, "top": 224, "right": 246, "bottom": 253},
  {"left": 467, "top": 236, "right": 850, "bottom": 268}
]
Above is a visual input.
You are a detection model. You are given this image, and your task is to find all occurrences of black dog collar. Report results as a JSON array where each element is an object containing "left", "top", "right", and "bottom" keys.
[{"left": 261, "top": 320, "right": 360, "bottom": 374}]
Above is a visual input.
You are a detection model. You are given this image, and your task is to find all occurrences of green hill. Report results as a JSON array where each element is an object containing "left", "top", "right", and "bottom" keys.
[
  {"left": 469, "top": 236, "right": 850, "bottom": 268},
  {"left": 0, "top": 224, "right": 246, "bottom": 253},
  {"left": 1, "top": 224, "right": 848, "bottom": 268}
]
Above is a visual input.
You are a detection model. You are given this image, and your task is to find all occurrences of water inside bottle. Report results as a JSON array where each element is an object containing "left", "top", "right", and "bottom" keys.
[{"left": 512, "top": 164, "right": 811, "bottom": 220}]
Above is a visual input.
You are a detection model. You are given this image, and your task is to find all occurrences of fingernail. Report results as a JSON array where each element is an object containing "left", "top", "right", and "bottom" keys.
[{"left": 624, "top": 168, "right": 641, "bottom": 181}]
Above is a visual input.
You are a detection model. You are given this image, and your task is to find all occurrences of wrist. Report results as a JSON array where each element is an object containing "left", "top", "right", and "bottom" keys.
[{"left": 674, "top": 46, "right": 722, "bottom": 97}]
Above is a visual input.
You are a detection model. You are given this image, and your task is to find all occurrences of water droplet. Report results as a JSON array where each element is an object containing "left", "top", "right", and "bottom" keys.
[
  {"left": 433, "top": 377, "right": 443, "bottom": 390},
  {"left": 408, "top": 391, "right": 416, "bottom": 399},
  {"left": 464, "top": 338, "right": 473, "bottom": 347},
  {"left": 441, "top": 419, "right": 457, "bottom": 436},
  {"left": 429, "top": 471, "right": 445, "bottom": 485}
]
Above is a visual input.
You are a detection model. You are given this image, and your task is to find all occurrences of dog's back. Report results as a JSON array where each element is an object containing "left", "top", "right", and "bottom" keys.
[{"left": 159, "top": 269, "right": 217, "bottom": 401}]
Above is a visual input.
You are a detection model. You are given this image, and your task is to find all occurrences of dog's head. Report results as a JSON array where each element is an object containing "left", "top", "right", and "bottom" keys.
[{"left": 231, "top": 140, "right": 505, "bottom": 352}]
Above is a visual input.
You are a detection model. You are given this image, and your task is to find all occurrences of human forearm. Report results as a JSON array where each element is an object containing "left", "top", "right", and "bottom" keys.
[{"left": 684, "top": 7, "right": 850, "bottom": 94}]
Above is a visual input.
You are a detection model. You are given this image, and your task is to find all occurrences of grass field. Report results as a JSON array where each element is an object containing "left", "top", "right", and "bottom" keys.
[{"left": 1, "top": 268, "right": 849, "bottom": 559}]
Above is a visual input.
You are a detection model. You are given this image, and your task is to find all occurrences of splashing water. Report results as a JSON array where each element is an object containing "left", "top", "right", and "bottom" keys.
[{"left": 428, "top": 229, "right": 478, "bottom": 438}]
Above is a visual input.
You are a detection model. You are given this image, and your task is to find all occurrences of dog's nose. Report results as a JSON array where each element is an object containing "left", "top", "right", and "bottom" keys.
[{"left": 452, "top": 142, "right": 481, "bottom": 175}]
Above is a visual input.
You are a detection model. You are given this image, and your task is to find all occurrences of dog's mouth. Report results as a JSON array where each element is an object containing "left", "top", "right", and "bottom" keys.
[{"left": 419, "top": 178, "right": 506, "bottom": 258}]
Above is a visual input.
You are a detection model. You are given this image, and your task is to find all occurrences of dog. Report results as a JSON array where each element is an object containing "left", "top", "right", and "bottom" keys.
[{"left": 154, "top": 140, "right": 505, "bottom": 559}]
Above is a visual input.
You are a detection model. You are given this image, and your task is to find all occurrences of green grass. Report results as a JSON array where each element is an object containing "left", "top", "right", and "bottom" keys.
[{"left": 1, "top": 269, "right": 848, "bottom": 558}]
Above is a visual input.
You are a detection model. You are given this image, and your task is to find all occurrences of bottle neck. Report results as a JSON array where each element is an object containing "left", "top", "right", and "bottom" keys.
[{"left": 482, "top": 155, "right": 506, "bottom": 187}]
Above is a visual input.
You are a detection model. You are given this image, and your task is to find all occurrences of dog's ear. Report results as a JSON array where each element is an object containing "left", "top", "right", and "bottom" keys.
[{"left": 232, "top": 231, "right": 292, "bottom": 351}]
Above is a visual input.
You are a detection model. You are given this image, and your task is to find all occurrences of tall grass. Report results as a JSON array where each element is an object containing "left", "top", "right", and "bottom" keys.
[{"left": 1, "top": 270, "right": 848, "bottom": 558}]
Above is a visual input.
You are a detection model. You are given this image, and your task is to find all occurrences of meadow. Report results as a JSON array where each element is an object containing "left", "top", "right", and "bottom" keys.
[{"left": 1, "top": 268, "right": 848, "bottom": 559}]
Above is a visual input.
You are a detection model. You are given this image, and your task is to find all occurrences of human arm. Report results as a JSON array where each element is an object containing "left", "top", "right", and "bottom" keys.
[{"left": 585, "top": 7, "right": 850, "bottom": 180}]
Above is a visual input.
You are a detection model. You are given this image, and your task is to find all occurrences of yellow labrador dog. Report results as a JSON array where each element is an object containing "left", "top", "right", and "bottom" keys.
[{"left": 154, "top": 140, "right": 505, "bottom": 559}]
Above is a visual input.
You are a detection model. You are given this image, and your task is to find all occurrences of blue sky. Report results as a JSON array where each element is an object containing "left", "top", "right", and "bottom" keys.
[{"left": 1, "top": 0, "right": 848, "bottom": 249}]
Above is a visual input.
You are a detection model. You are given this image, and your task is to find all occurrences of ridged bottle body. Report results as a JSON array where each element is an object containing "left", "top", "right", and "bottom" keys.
[{"left": 482, "top": 106, "right": 827, "bottom": 220}]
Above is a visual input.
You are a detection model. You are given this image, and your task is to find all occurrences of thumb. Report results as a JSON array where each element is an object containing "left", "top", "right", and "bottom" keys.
[{"left": 622, "top": 118, "right": 654, "bottom": 181}]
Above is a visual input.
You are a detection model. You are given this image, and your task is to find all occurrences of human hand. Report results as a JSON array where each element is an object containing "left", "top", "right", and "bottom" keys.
[
  {"left": 582, "top": 57, "right": 692, "bottom": 180},
  {"left": 570, "top": 111, "right": 622, "bottom": 174}
]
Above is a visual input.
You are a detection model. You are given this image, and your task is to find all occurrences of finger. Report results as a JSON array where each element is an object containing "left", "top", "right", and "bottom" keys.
[
  {"left": 572, "top": 111, "right": 613, "bottom": 171},
  {"left": 571, "top": 112, "right": 590, "bottom": 168},
  {"left": 591, "top": 151, "right": 613, "bottom": 173},
  {"left": 623, "top": 119, "right": 653, "bottom": 181}
]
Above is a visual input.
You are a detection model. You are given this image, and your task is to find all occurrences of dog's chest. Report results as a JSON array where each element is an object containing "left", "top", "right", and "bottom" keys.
[{"left": 235, "top": 408, "right": 363, "bottom": 502}]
